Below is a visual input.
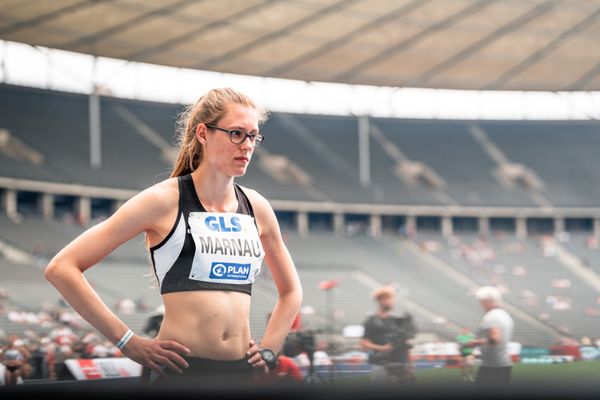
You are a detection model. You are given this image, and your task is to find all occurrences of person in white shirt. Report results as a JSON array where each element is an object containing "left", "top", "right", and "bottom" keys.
[{"left": 465, "top": 286, "right": 514, "bottom": 386}]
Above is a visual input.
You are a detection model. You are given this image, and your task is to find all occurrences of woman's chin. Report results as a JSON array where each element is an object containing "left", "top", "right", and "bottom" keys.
[{"left": 230, "top": 166, "right": 248, "bottom": 177}]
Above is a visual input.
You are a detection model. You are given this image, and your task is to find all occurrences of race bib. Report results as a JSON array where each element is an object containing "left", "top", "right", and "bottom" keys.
[{"left": 188, "top": 212, "right": 264, "bottom": 285}]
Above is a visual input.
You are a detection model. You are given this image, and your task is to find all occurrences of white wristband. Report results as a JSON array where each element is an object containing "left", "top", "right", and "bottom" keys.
[{"left": 116, "top": 329, "right": 134, "bottom": 350}]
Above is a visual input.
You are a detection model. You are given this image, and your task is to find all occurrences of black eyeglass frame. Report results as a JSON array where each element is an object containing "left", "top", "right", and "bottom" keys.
[{"left": 205, "top": 123, "right": 265, "bottom": 147}]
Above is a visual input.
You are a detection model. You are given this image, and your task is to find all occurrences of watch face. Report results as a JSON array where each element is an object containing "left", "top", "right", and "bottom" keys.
[{"left": 261, "top": 349, "right": 275, "bottom": 362}]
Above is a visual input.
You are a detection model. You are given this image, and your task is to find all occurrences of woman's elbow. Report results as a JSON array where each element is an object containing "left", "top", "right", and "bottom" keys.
[
  {"left": 44, "top": 256, "right": 73, "bottom": 284},
  {"left": 293, "top": 285, "right": 303, "bottom": 307},
  {"left": 44, "top": 258, "right": 61, "bottom": 283},
  {"left": 281, "top": 286, "right": 303, "bottom": 310}
]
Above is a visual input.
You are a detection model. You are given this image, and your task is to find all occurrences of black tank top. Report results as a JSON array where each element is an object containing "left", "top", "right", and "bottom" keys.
[{"left": 149, "top": 174, "right": 264, "bottom": 295}]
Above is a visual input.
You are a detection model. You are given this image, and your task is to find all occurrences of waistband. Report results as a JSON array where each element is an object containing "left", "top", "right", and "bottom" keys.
[
  {"left": 141, "top": 356, "right": 254, "bottom": 386},
  {"left": 183, "top": 356, "right": 253, "bottom": 371},
  {"left": 160, "top": 280, "right": 252, "bottom": 296}
]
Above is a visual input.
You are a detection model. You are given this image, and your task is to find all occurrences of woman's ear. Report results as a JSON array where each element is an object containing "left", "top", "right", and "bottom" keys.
[{"left": 196, "top": 123, "right": 207, "bottom": 145}]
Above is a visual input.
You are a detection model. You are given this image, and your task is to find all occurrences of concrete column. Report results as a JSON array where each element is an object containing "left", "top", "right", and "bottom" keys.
[
  {"left": 554, "top": 217, "right": 565, "bottom": 233},
  {"left": 89, "top": 92, "right": 102, "bottom": 169},
  {"left": 441, "top": 216, "right": 453, "bottom": 237},
  {"left": 358, "top": 116, "right": 370, "bottom": 187},
  {"left": 297, "top": 212, "right": 308, "bottom": 237},
  {"left": 76, "top": 196, "right": 91, "bottom": 225},
  {"left": 406, "top": 215, "right": 417, "bottom": 237},
  {"left": 39, "top": 193, "right": 55, "bottom": 220},
  {"left": 479, "top": 217, "right": 490, "bottom": 238},
  {"left": 594, "top": 218, "right": 600, "bottom": 238},
  {"left": 370, "top": 214, "right": 382, "bottom": 238},
  {"left": 516, "top": 217, "right": 527, "bottom": 239},
  {"left": 2, "top": 189, "right": 18, "bottom": 219},
  {"left": 334, "top": 213, "right": 344, "bottom": 235}
]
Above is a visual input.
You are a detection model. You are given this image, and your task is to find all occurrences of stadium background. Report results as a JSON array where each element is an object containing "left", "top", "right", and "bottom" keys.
[{"left": 0, "top": 0, "right": 599, "bottom": 390}]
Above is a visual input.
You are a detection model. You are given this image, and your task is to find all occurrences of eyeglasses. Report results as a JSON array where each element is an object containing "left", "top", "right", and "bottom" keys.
[{"left": 205, "top": 124, "right": 265, "bottom": 147}]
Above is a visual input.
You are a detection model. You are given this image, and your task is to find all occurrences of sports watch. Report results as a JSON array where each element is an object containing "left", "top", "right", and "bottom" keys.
[{"left": 259, "top": 348, "right": 277, "bottom": 371}]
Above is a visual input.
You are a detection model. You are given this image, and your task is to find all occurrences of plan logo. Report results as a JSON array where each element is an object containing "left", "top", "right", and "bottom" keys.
[{"left": 209, "top": 262, "right": 251, "bottom": 280}]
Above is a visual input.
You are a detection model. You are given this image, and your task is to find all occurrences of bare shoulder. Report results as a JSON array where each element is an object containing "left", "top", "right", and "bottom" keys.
[
  {"left": 145, "top": 177, "right": 179, "bottom": 207},
  {"left": 237, "top": 185, "right": 272, "bottom": 212},
  {"left": 122, "top": 177, "right": 179, "bottom": 218},
  {"left": 237, "top": 185, "right": 278, "bottom": 236}
]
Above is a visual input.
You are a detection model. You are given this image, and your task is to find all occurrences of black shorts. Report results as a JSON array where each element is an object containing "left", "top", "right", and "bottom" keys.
[
  {"left": 140, "top": 356, "right": 256, "bottom": 387},
  {"left": 475, "top": 366, "right": 512, "bottom": 386}
]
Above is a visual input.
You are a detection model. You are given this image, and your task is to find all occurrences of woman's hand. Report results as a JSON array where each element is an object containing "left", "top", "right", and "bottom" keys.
[
  {"left": 246, "top": 339, "right": 267, "bottom": 373},
  {"left": 121, "top": 336, "right": 190, "bottom": 379}
]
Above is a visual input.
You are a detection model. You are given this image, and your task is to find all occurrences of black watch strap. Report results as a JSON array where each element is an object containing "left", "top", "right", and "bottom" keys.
[{"left": 259, "top": 348, "right": 278, "bottom": 370}]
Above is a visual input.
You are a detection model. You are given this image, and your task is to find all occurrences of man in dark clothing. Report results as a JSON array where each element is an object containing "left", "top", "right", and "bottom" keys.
[{"left": 361, "top": 286, "right": 416, "bottom": 383}]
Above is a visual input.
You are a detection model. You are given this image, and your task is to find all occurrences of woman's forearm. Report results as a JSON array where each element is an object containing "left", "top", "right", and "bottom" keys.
[
  {"left": 44, "top": 260, "right": 129, "bottom": 344},
  {"left": 258, "top": 290, "right": 302, "bottom": 353}
]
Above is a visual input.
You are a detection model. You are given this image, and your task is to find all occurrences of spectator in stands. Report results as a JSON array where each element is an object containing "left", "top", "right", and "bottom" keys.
[
  {"left": 1, "top": 342, "right": 32, "bottom": 386},
  {"left": 114, "top": 298, "right": 136, "bottom": 315},
  {"left": 464, "top": 286, "right": 514, "bottom": 387},
  {"left": 52, "top": 344, "right": 74, "bottom": 380},
  {"left": 585, "top": 235, "right": 598, "bottom": 249},
  {"left": 135, "top": 296, "right": 149, "bottom": 312},
  {"left": 555, "top": 230, "right": 571, "bottom": 243},
  {"left": 44, "top": 87, "right": 302, "bottom": 386},
  {"left": 26, "top": 340, "right": 46, "bottom": 380},
  {"left": 1, "top": 348, "right": 25, "bottom": 386},
  {"left": 142, "top": 305, "right": 165, "bottom": 339},
  {"left": 0, "top": 351, "right": 4, "bottom": 386}
]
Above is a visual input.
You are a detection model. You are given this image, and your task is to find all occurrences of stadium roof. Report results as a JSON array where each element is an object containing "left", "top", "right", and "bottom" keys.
[{"left": 1, "top": 0, "right": 600, "bottom": 91}]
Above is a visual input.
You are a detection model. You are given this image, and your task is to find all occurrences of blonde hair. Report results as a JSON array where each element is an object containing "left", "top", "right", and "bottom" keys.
[
  {"left": 171, "top": 88, "right": 269, "bottom": 177},
  {"left": 372, "top": 285, "right": 396, "bottom": 301}
]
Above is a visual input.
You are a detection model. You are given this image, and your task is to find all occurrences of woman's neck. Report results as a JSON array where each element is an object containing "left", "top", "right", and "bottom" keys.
[{"left": 190, "top": 165, "right": 236, "bottom": 212}]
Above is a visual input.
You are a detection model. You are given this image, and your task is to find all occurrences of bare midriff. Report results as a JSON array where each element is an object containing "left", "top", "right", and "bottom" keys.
[{"left": 157, "top": 290, "right": 252, "bottom": 360}]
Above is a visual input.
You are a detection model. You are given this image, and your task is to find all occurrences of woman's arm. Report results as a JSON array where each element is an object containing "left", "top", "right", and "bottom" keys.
[
  {"left": 44, "top": 181, "right": 190, "bottom": 377},
  {"left": 244, "top": 189, "right": 303, "bottom": 356}
]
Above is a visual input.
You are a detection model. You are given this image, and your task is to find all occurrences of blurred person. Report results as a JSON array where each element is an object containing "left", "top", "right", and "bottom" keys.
[
  {"left": 465, "top": 286, "right": 514, "bottom": 387},
  {"left": 456, "top": 327, "right": 476, "bottom": 382},
  {"left": 1, "top": 346, "right": 30, "bottom": 386},
  {"left": 361, "top": 286, "right": 416, "bottom": 384},
  {"left": 26, "top": 340, "right": 46, "bottom": 380},
  {"left": 266, "top": 354, "right": 303, "bottom": 384},
  {"left": 135, "top": 296, "right": 149, "bottom": 312},
  {"left": 2, "top": 348, "right": 24, "bottom": 386},
  {"left": 9, "top": 340, "right": 32, "bottom": 379},
  {"left": 142, "top": 305, "right": 165, "bottom": 339},
  {"left": 115, "top": 298, "right": 136, "bottom": 315},
  {"left": 0, "top": 354, "right": 4, "bottom": 386},
  {"left": 45, "top": 87, "right": 302, "bottom": 387},
  {"left": 52, "top": 344, "right": 75, "bottom": 380}
]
